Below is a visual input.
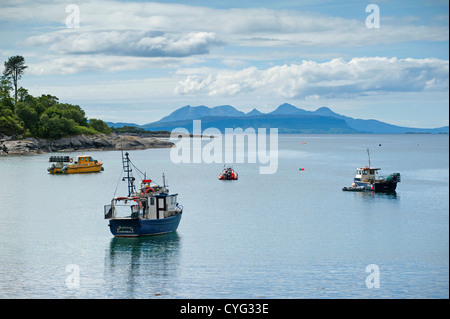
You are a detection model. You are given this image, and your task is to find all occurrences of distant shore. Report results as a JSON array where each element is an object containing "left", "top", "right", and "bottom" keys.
[{"left": 0, "top": 133, "right": 175, "bottom": 156}]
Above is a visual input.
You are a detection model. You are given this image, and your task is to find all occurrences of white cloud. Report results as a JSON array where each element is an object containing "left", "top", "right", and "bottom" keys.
[
  {"left": 2, "top": 0, "right": 446, "bottom": 77},
  {"left": 7, "top": 1, "right": 448, "bottom": 50},
  {"left": 26, "top": 30, "right": 221, "bottom": 57},
  {"left": 175, "top": 57, "right": 449, "bottom": 99},
  {"left": 26, "top": 54, "right": 203, "bottom": 75}
]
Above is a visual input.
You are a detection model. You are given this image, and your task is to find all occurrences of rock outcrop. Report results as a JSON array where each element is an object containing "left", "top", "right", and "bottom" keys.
[{"left": 0, "top": 133, "right": 174, "bottom": 156}]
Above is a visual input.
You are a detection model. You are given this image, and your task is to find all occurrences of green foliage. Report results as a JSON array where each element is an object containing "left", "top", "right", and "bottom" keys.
[
  {"left": 1, "top": 91, "right": 113, "bottom": 139},
  {"left": 39, "top": 115, "right": 78, "bottom": 139},
  {"left": 0, "top": 79, "right": 14, "bottom": 112},
  {"left": 15, "top": 102, "right": 39, "bottom": 135},
  {"left": 89, "top": 118, "right": 113, "bottom": 134},
  {"left": 4, "top": 97, "right": 86, "bottom": 139},
  {"left": 0, "top": 115, "right": 24, "bottom": 136},
  {"left": 0, "top": 80, "right": 25, "bottom": 138},
  {"left": 61, "top": 105, "right": 87, "bottom": 126},
  {"left": 113, "top": 126, "right": 147, "bottom": 134},
  {"left": 74, "top": 125, "right": 98, "bottom": 136},
  {"left": 1, "top": 56, "right": 113, "bottom": 140},
  {"left": 112, "top": 126, "right": 171, "bottom": 135}
]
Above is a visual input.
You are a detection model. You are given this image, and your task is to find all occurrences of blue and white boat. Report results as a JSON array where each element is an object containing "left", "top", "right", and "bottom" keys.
[
  {"left": 342, "top": 149, "right": 401, "bottom": 192},
  {"left": 104, "top": 152, "right": 182, "bottom": 237}
]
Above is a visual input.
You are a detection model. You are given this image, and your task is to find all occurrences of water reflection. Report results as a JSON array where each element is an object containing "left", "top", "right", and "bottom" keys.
[
  {"left": 105, "top": 232, "right": 181, "bottom": 298},
  {"left": 356, "top": 190, "right": 399, "bottom": 200}
]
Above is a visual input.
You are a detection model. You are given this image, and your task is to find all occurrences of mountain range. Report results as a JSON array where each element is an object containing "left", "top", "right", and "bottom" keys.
[{"left": 107, "top": 103, "right": 449, "bottom": 134}]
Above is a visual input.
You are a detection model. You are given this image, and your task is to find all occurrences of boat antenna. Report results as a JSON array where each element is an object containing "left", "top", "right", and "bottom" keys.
[
  {"left": 121, "top": 151, "right": 135, "bottom": 196},
  {"left": 366, "top": 148, "right": 371, "bottom": 167},
  {"left": 162, "top": 173, "right": 168, "bottom": 192}
]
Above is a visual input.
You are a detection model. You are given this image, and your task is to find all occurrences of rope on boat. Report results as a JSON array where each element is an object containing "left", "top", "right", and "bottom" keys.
[
  {"left": 129, "top": 158, "right": 146, "bottom": 180},
  {"left": 127, "top": 158, "right": 163, "bottom": 188},
  {"left": 113, "top": 168, "right": 123, "bottom": 198}
]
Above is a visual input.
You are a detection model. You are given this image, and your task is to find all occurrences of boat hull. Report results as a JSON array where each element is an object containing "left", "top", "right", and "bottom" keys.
[
  {"left": 354, "top": 181, "right": 398, "bottom": 192},
  {"left": 50, "top": 163, "right": 103, "bottom": 174},
  {"left": 108, "top": 213, "right": 182, "bottom": 237},
  {"left": 218, "top": 171, "right": 238, "bottom": 180},
  {"left": 218, "top": 175, "right": 238, "bottom": 180}
]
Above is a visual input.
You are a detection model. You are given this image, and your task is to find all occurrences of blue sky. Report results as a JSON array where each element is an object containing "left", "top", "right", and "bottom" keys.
[{"left": 0, "top": 0, "right": 448, "bottom": 127}]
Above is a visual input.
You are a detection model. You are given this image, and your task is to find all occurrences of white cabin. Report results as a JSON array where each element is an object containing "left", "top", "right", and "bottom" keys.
[
  {"left": 354, "top": 167, "right": 381, "bottom": 183},
  {"left": 105, "top": 192, "right": 180, "bottom": 221}
]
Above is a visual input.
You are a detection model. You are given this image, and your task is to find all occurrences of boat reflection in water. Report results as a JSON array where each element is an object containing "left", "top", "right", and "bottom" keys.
[
  {"left": 105, "top": 232, "right": 181, "bottom": 298},
  {"left": 354, "top": 190, "right": 399, "bottom": 200}
]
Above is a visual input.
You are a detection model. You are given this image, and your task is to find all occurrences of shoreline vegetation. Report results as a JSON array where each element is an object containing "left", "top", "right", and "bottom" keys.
[{"left": 0, "top": 56, "right": 177, "bottom": 156}]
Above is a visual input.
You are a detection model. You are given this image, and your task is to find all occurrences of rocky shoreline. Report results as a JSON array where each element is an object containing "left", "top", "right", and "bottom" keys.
[{"left": 0, "top": 133, "right": 174, "bottom": 156}]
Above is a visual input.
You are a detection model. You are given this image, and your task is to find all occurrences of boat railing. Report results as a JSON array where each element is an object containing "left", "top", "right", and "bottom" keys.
[
  {"left": 104, "top": 204, "right": 113, "bottom": 219},
  {"left": 49, "top": 156, "right": 70, "bottom": 163},
  {"left": 104, "top": 200, "right": 143, "bottom": 219}
]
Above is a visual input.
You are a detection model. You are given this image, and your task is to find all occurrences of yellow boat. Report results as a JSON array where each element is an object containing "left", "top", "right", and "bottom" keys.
[{"left": 48, "top": 155, "right": 104, "bottom": 174}]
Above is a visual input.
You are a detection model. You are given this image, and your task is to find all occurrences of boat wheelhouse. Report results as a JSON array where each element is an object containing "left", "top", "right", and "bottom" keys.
[{"left": 104, "top": 152, "right": 182, "bottom": 237}]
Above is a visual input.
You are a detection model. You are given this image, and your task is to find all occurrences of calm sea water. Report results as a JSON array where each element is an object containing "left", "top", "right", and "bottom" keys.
[{"left": 0, "top": 134, "right": 448, "bottom": 299}]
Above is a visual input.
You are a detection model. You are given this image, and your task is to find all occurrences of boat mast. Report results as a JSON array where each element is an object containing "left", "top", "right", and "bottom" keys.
[
  {"left": 162, "top": 173, "right": 167, "bottom": 192},
  {"left": 367, "top": 148, "right": 371, "bottom": 167},
  {"left": 122, "top": 151, "right": 135, "bottom": 196}
]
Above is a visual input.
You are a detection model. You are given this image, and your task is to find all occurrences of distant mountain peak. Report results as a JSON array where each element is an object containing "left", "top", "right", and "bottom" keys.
[
  {"left": 278, "top": 103, "right": 298, "bottom": 110},
  {"left": 316, "top": 106, "right": 332, "bottom": 112},
  {"left": 246, "top": 108, "right": 263, "bottom": 116},
  {"left": 270, "top": 103, "right": 308, "bottom": 115},
  {"left": 212, "top": 104, "right": 233, "bottom": 109},
  {"left": 155, "top": 104, "right": 244, "bottom": 123},
  {"left": 314, "top": 106, "right": 339, "bottom": 116}
]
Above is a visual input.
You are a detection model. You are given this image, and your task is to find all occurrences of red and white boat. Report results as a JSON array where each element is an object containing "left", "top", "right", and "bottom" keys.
[{"left": 218, "top": 165, "right": 238, "bottom": 180}]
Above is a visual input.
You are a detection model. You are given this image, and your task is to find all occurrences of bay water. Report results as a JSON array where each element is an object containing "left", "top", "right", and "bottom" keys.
[{"left": 0, "top": 134, "right": 448, "bottom": 298}]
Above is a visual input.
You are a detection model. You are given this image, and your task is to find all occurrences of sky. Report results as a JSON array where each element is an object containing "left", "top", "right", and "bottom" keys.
[{"left": 0, "top": 0, "right": 448, "bottom": 128}]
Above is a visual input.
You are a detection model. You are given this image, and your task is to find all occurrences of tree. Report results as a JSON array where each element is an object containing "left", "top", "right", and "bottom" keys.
[
  {"left": 0, "top": 74, "right": 111, "bottom": 139},
  {"left": 0, "top": 78, "right": 14, "bottom": 112},
  {"left": 89, "top": 118, "right": 113, "bottom": 134},
  {"left": 15, "top": 102, "right": 38, "bottom": 135},
  {"left": 3, "top": 56, "right": 28, "bottom": 103},
  {"left": 17, "top": 87, "right": 34, "bottom": 105}
]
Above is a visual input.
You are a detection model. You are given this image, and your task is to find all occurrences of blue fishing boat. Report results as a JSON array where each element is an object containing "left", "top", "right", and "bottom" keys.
[
  {"left": 104, "top": 152, "right": 182, "bottom": 237},
  {"left": 342, "top": 149, "right": 401, "bottom": 192}
]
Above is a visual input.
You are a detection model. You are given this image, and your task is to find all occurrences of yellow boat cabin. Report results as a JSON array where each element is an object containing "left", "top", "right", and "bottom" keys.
[{"left": 48, "top": 155, "right": 104, "bottom": 174}]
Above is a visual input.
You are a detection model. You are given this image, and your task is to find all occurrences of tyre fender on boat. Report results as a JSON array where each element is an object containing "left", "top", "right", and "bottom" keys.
[{"left": 144, "top": 187, "right": 154, "bottom": 193}]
